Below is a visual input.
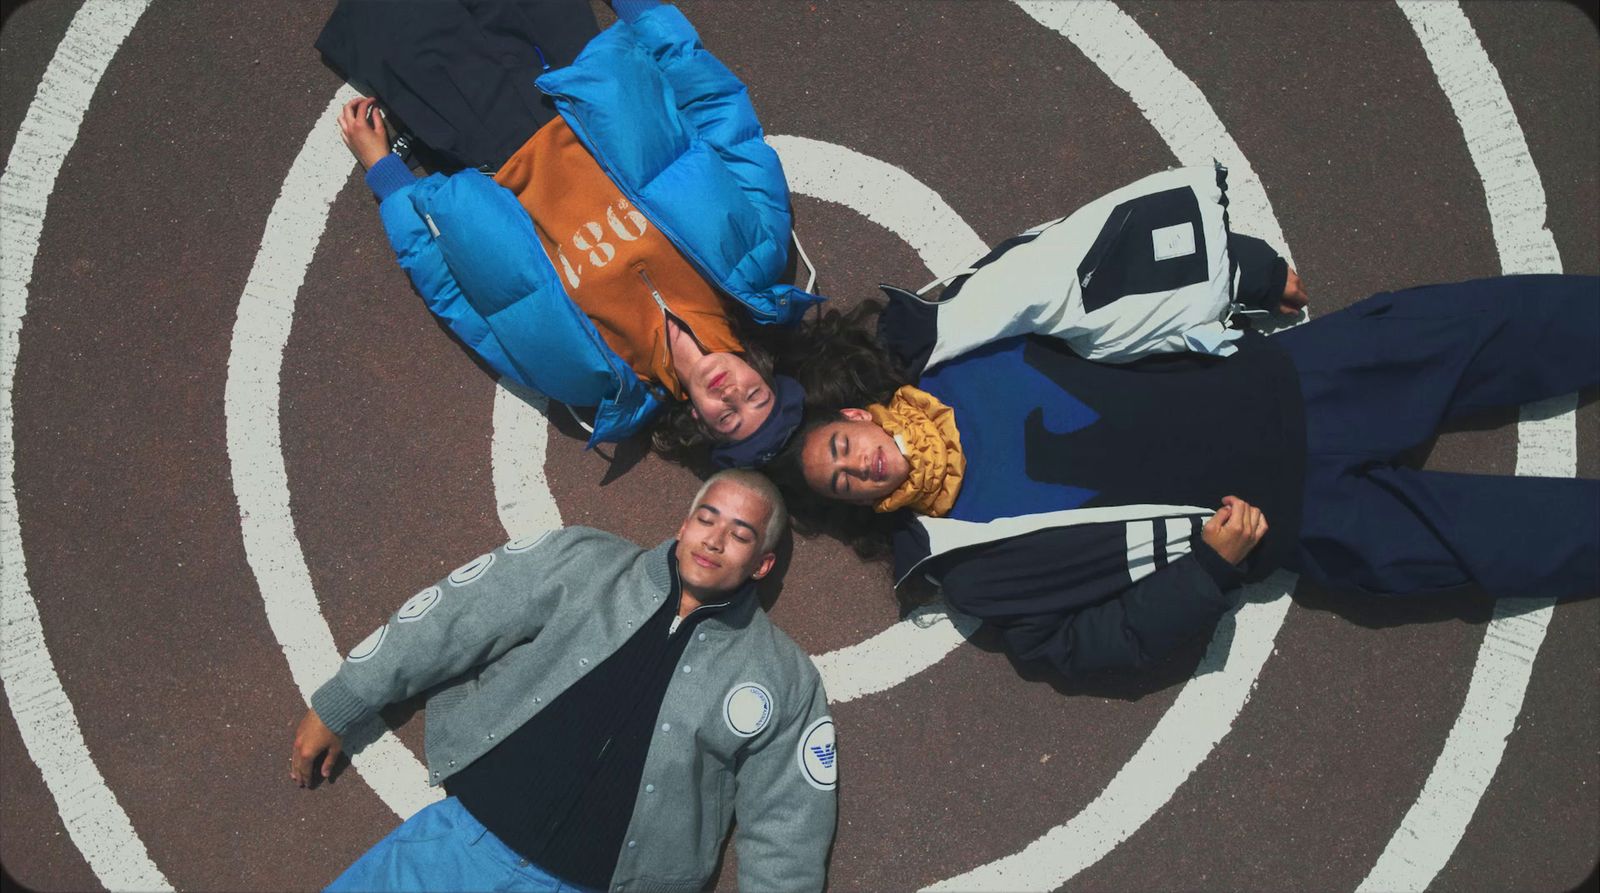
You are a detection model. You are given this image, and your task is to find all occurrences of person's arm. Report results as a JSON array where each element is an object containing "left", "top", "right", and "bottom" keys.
[
  {"left": 942, "top": 498, "right": 1266, "bottom": 677},
  {"left": 290, "top": 528, "right": 594, "bottom": 783},
  {"left": 731, "top": 671, "right": 837, "bottom": 892}
]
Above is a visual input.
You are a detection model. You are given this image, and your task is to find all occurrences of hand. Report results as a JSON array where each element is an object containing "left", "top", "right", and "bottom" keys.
[
  {"left": 337, "top": 96, "right": 392, "bottom": 171},
  {"left": 289, "top": 709, "right": 344, "bottom": 787},
  {"left": 1201, "top": 495, "right": 1268, "bottom": 565},
  {"left": 1278, "top": 267, "right": 1309, "bottom": 316}
]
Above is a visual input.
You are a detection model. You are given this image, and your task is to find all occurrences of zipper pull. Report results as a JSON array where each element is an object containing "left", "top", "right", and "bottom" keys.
[{"left": 637, "top": 267, "right": 668, "bottom": 311}]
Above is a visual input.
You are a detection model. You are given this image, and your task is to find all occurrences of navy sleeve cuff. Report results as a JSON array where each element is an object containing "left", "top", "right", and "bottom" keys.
[
  {"left": 1189, "top": 539, "right": 1246, "bottom": 595},
  {"left": 609, "top": 0, "right": 660, "bottom": 23},
  {"left": 364, "top": 153, "right": 415, "bottom": 203},
  {"left": 1228, "top": 233, "right": 1289, "bottom": 314}
]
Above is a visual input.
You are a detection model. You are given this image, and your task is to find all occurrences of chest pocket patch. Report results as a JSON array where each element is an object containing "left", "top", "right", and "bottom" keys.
[{"left": 723, "top": 682, "right": 774, "bottom": 738}]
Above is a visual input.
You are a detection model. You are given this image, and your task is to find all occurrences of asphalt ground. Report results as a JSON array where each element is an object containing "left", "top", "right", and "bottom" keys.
[{"left": 1, "top": 1, "right": 1596, "bottom": 891}]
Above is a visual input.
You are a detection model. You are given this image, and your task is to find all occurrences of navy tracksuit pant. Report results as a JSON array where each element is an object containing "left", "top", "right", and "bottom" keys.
[{"left": 1272, "top": 275, "right": 1599, "bottom": 598}]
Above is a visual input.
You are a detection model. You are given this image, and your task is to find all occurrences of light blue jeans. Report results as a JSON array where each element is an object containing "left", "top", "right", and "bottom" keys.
[{"left": 326, "top": 796, "right": 599, "bottom": 893}]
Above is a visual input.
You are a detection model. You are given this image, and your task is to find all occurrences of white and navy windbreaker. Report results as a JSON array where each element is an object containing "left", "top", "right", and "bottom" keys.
[{"left": 880, "top": 163, "right": 1301, "bottom": 678}]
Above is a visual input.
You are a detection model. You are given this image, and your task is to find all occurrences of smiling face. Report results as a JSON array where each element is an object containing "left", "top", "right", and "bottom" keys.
[
  {"left": 798, "top": 408, "right": 910, "bottom": 506},
  {"left": 674, "top": 479, "right": 777, "bottom": 599},
  {"left": 684, "top": 352, "right": 775, "bottom": 442}
]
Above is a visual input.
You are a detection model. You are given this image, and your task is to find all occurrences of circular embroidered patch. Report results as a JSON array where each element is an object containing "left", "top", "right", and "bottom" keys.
[
  {"left": 504, "top": 531, "right": 552, "bottom": 553},
  {"left": 395, "top": 586, "right": 441, "bottom": 623},
  {"left": 796, "top": 716, "right": 837, "bottom": 791},
  {"left": 723, "top": 682, "right": 774, "bottom": 738},
  {"left": 346, "top": 625, "right": 387, "bottom": 663},
  {"left": 448, "top": 552, "right": 495, "bottom": 586}
]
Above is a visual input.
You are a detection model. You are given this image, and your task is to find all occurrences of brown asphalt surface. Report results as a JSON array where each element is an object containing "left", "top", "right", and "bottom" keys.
[{"left": 2, "top": 1, "right": 1596, "bottom": 891}]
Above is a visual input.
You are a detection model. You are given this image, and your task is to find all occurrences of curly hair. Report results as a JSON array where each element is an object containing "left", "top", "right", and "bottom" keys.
[{"left": 772, "top": 299, "right": 907, "bottom": 414}]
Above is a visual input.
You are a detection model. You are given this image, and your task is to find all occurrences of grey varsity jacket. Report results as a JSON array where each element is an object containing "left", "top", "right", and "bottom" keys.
[{"left": 310, "top": 527, "right": 836, "bottom": 893}]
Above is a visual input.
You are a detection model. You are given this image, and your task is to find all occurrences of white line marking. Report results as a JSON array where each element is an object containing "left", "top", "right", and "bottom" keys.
[
  {"left": 224, "top": 86, "right": 438, "bottom": 819},
  {"left": 765, "top": 135, "right": 990, "bottom": 273},
  {"left": 927, "top": 579, "right": 1294, "bottom": 892},
  {"left": 0, "top": 1, "right": 171, "bottom": 889},
  {"left": 1015, "top": 0, "right": 1295, "bottom": 267},
  {"left": 812, "top": 601, "right": 982, "bottom": 703},
  {"left": 925, "top": 3, "right": 1304, "bottom": 887},
  {"left": 1361, "top": 3, "right": 1569, "bottom": 889},
  {"left": 491, "top": 380, "right": 563, "bottom": 539}
]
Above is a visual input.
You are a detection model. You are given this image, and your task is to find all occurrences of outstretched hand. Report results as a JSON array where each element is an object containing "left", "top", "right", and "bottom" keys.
[
  {"left": 1201, "top": 495, "right": 1269, "bottom": 565},
  {"left": 289, "top": 709, "right": 344, "bottom": 787},
  {"left": 1278, "top": 267, "right": 1309, "bottom": 316},
  {"left": 337, "top": 96, "right": 391, "bottom": 171}
]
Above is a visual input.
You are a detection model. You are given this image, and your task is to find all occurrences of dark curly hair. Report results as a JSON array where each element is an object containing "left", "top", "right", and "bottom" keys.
[{"left": 775, "top": 299, "right": 906, "bottom": 415}]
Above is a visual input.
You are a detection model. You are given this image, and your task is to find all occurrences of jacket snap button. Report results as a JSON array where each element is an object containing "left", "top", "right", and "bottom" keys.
[
  {"left": 645, "top": 784, "right": 655, "bottom": 793},
  {"left": 661, "top": 723, "right": 671, "bottom": 732},
  {"left": 448, "top": 760, "right": 456, "bottom": 767},
  {"left": 627, "top": 840, "right": 636, "bottom": 848},
  {"left": 579, "top": 658, "right": 588, "bottom": 666},
  {"left": 681, "top": 665, "right": 691, "bottom": 674},
  {"left": 697, "top": 632, "right": 706, "bottom": 641}
]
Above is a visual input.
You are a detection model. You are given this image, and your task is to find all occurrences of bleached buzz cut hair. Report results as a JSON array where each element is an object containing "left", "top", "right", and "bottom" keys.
[{"left": 689, "top": 469, "right": 788, "bottom": 553}]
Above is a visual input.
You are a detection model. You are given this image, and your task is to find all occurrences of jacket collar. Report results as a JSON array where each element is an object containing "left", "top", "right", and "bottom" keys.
[{"left": 648, "top": 539, "right": 762, "bottom": 634}]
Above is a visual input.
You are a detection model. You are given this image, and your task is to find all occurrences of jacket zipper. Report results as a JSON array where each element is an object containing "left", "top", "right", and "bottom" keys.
[
  {"left": 1079, "top": 206, "right": 1134, "bottom": 289},
  {"left": 638, "top": 265, "right": 716, "bottom": 397}
]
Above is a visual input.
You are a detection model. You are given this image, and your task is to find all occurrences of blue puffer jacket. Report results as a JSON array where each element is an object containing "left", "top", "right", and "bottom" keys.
[{"left": 376, "top": 4, "right": 821, "bottom": 445}]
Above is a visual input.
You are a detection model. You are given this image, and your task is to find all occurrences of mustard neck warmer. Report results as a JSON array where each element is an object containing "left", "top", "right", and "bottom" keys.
[{"left": 867, "top": 385, "right": 966, "bottom": 517}]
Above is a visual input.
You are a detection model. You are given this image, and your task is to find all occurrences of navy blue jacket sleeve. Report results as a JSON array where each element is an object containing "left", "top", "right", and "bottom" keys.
[
  {"left": 938, "top": 527, "right": 1244, "bottom": 677},
  {"left": 1227, "top": 233, "right": 1289, "bottom": 314}
]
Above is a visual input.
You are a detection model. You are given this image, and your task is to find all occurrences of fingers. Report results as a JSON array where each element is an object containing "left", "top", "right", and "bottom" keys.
[
  {"left": 337, "top": 97, "right": 378, "bottom": 132},
  {"left": 320, "top": 742, "right": 343, "bottom": 780},
  {"left": 290, "top": 742, "right": 313, "bottom": 787},
  {"left": 1280, "top": 267, "right": 1310, "bottom": 314}
]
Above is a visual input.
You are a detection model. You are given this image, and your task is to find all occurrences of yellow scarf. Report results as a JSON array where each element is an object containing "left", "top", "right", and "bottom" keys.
[{"left": 868, "top": 386, "right": 966, "bottom": 517}]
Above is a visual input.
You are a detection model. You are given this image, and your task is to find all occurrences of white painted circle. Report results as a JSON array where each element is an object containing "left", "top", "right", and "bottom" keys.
[
  {"left": 448, "top": 553, "right": 495, "bottom": 586},
  {"left": 723, "top": 682, "right": 774, "bottom": 737},
  {"left": 346, "top": 625, "right": 388, "bottom": 663},
  {"left": 797, "top": 716, "right": 837, "bottom": 791},
  {"left": 396, "top": 587, "right": 442, "bottom": 623}
]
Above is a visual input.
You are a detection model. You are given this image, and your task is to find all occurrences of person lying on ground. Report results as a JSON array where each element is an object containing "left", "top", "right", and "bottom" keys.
[
  {"left": 289, "top": 469, "right": 836, "bottom": 892},
  {"left": 764, "top": 164, "right": 1598, "bottom": 678},
  {"left": 327, "top": 0, "right": 817, "bottom": 454}
]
